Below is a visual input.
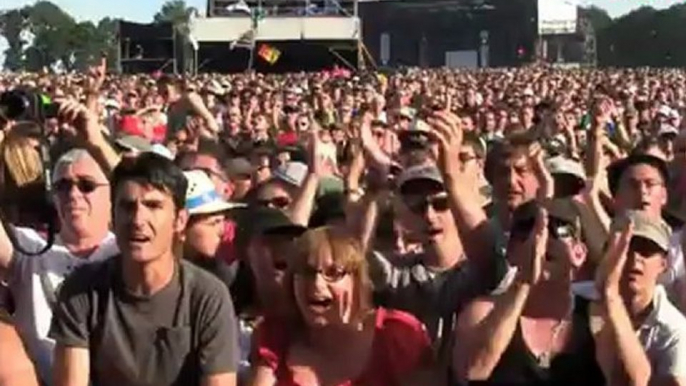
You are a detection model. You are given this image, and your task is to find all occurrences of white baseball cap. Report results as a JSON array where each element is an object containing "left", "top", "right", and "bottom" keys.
[{"left": 184, "top": 171, "right": 245, "bottom": 215}]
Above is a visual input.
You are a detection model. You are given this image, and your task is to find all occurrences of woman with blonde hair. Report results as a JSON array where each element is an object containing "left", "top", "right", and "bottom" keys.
[
  {"left": 0, "top": 122, "right": 44, "bottom": 386},
  {"left": 0, "top": 122, "right": 48, "bottom": 228},
  {"left": 250, "top": 226, "right": 433, "bottom": 386}
]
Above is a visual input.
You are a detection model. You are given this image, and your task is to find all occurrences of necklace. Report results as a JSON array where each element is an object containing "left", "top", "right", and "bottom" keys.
[
  {"left": 534, "top": 294, "right": 575, "bottom": 369},
  {"left": 535, "top": 319, "right": 567, "bottom": 368}
]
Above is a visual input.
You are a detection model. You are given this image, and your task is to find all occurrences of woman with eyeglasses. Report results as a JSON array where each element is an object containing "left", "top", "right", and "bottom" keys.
[{"left": 250, "top": 226, "right": 433, "bottom": 386}]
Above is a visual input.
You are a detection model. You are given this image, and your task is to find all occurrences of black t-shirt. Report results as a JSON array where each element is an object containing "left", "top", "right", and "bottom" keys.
[
  {"left": 49, "top": 256, "right": 239, "bottom": 386},
  {"left": 469, "top": 297, "right": 605, "bottom": 386}
]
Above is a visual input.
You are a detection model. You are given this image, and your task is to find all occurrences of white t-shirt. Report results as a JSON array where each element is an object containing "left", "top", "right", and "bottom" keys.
[
  {"left": 7, "top": 227, "right": 118, "bottom": 385},
  {"left": 637, "top": 286, "right": 686, "bottom": 378},
  {"left": 660, "top": 230, "right": 685, "bottom": 305},
  {"left": 580, "top": 282, "right": 686, "bottom": 378}
]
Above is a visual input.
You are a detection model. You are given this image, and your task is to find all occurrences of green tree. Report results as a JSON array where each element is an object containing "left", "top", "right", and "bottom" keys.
[
  {"left": 154, "top": 0, "right": 196, "bottom": 33},
  {"left": 0, "top": 9, "right": 29, "bottom": 71},
  {"left": 583, "top": 5, "right": 613, "bottom": 32},
  {"left": 24, "top": 1, "right": 77, "bottom": 70}
]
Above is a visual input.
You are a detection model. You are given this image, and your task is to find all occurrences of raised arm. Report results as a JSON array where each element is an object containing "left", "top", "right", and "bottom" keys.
[
  {"left": 53, "top": 345, "right": 90, "bottom": 386},
  {"left": 0, "top": 219, "right": 15, "bottom": 282},
  {"left": 592, "top": 221, "right": 652, "bottom": 386},
  {"left": 185, "top": 93, "right": 220, "bottom": 137},
  {"left": 287, "top": 123, "right": 323, "bottom": 227},
  {"left": 57, "top": 100, "right": 120, "bottom": 176},
  {"left": 428, "top": 111, "right": 497, "bottom": 268},
  {"left": 454, "top": 209, "right": 547, "bottom": 381}
]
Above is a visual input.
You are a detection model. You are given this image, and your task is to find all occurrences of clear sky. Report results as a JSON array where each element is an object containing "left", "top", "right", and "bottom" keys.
[{"left": 1, "top": 0, "right": 684, "bottom": 64}]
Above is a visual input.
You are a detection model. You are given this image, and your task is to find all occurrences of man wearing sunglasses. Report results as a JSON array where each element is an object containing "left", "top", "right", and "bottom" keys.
[
  {"left": 370, "top": 163, "right": 509, "bottom": 351},
  {"left": 454, "top": 199, "right": 605, "bottom": 385},
  {"left": 0, "top": 148, "right": 117, "bottom": 385}
]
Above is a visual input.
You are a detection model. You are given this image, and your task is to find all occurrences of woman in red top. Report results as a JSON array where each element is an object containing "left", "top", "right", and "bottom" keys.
[{"left": 250, "top": 226, "right": 433, "bottom": 386}]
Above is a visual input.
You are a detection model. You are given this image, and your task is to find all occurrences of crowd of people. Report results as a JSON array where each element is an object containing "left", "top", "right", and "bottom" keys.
[{"left": 0, "top": 62, "right": 686, "bottom": 386}]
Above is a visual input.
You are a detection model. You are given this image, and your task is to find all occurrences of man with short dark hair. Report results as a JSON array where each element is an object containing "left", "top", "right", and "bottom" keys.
[
  {"left": 608, "top": 153, "right": 669, "bottom": 219},
  {"left": 485, "top": 134, "right": 543, "bottom": 231},
  {"left": 50, "top": 153, "right": 238, "bottom": 386}
]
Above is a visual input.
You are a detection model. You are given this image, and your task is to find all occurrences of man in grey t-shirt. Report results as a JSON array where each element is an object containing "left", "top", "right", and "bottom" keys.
[
  {"left": 50, "top": 153, "right": 238, "bottom": 386},
  {"left": 371, "top": 164, "right": 510, "bottom": 351}
]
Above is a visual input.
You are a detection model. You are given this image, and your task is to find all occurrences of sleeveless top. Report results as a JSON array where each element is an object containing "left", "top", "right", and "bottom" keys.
[
  {"left": 253, "top": 308, "right": 431, "bottom": 386},
  {"left": 469, "top": 297, "right": 605, "bottom": 386}
]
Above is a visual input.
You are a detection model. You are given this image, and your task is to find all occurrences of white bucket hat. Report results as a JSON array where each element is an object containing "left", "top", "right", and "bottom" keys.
[{"left": 184, "top": 170, "right": 245, "bottom": 215}]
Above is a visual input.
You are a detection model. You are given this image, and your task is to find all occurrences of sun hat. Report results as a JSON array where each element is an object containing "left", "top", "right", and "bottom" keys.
[{"left": 184, "top": 170, "right": 246, "bottom": 215}]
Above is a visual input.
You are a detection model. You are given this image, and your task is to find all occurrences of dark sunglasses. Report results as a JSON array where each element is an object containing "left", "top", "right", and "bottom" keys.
[
  {"left": 53, "top": 179, "right": 107, "bottom": 195},
  {"left": 256, "top": 196, "right": 291, "bottom": 209},
  {"left": 511, "top": 217, "right": 577, "bottom": 241},
  {"left": 295, "top": 265, "right": 349, "bottom": 282},
  {"left": 406, "top": 194, "right": 450, "bottom": 214}
]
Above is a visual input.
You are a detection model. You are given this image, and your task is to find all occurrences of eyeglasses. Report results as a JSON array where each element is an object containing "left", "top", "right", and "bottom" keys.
[
  {"left": 459, "top": 152, "right": 479, "bottom": 163},
  {"left": 295, "top": 265, "right": 349, "bottom": 282},
  {"left": 53, "top": 179, "right": 107, "bottom": 195},
  {"left": 511, "top": 217, "right": 577, "bottom": 241},
  {"left": 256, "top": 196, "right": 291, "bottom": 209},
  {"left": 405, "top": 194, "right": 450, "bottom": 214}
]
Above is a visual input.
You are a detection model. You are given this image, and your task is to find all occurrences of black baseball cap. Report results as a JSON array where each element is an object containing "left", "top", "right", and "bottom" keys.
[{"left": 243, "top": 206, "right": 307, "bottom": 238}]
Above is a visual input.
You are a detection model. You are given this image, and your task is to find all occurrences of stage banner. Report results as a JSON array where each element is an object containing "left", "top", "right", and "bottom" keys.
[{"left": 538, "top": 0, "right": 578, "bottom": 35}]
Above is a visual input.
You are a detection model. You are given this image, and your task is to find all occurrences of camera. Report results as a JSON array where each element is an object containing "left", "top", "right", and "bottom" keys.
[{"left": 0, "top": 90, "right": 59, "bottom": 123}]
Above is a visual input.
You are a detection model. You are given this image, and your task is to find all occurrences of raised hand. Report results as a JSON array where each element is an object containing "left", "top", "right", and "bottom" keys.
[
  {"left": 529, "top": 143, "right": 554, "bottom": 200},
  {"left": 592, "top": 96, "right": 613, "bottom": 128},
  {"left": 513, "top": 209, "right": 549, "bottom": 286},
  {"left": 307, "top": 118, "right": 327, "bottom": 177},
  {"left": 84, "top": 56, "right": 107, "bottom": 94},
  {"left": 426, "top": 111, "right": 463, "bottom": 179},
  {"left": 596, "top": 217, "right": 633, "bottom": 298},
  {"left": 359, "top": 112, "right": 393, "bottom": 171},
  {"left": 57, "top": 99, "right": 105, "bottom": 146}
]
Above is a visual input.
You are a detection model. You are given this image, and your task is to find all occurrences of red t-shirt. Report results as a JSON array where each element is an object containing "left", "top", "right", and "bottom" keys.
[
  {"left": 152, "top": 124, "right": 167, "bottom": 143},
  {"left": 218, "top": 221, "right": 237, "bottom": 264},
  {"left": 277, "top": 131, "right": 299, "bottom": 147},
  {"left": 253, "top": 308, "right": 431, "bottom": 386}
]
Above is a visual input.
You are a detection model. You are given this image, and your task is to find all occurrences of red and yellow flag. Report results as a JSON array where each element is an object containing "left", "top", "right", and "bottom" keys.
[{"left": 258, "top": 44, "right": 281, "bottom": 65}]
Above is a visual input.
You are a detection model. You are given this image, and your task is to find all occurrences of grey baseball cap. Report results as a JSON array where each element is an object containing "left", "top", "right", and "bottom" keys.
[
  {"left": 398, "top": 164, "right": 444, "bottom": 194},
  {"left": 611, "top": 210, "right": 671, "bottom": 253},
  {"left": 546, "top": 156, "right": 586, "bottom": 182}
]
